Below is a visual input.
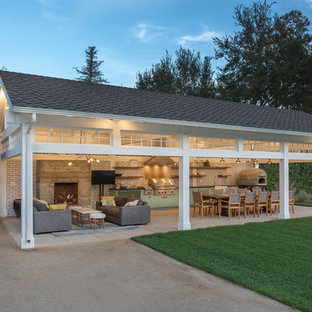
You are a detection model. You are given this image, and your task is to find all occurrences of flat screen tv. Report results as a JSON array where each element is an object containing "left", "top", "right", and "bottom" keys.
[{"left": 91, "top": 170, "right": 116, "bottom": 185}]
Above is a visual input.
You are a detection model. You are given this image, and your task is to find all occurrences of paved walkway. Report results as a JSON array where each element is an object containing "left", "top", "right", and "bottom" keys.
[
  {"left": 2, "top": 205, "right": 312, "bottom": 249},
  {"left": 0, "top": 222, "right": 297, "bottom": 312}
]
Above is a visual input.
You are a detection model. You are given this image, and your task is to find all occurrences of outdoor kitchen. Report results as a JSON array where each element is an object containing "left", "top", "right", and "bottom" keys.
[
  {"left": 108, "top": 155, "right": 265, "bottom": 209},
  {"left": 5, "top": 154, "right": 267, "bottom": 216}
]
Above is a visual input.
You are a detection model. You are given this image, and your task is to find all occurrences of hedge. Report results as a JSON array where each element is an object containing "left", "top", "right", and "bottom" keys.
[{"left": 260, "top": 163, "right": 312, "bottom": 194}]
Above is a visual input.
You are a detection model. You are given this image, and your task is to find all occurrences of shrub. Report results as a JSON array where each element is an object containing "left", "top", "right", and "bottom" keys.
[{"left": 295, "top": 190, "right": 311, "bottom": 203}]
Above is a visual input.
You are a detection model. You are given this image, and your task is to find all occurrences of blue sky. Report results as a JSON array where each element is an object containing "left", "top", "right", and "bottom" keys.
[{"left": 1, "top": 0, "right": 312, "bottom": 87}]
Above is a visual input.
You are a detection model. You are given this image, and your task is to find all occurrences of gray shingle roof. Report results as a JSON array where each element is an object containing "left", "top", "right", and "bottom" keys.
[{"left": 1, "top": 70, "right": 312, "bottom": 133}]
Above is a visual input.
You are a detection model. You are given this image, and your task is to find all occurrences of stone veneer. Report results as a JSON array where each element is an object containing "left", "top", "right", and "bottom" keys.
[
  {"left": 5, "top": 158, "right": 112, "bottom": 216},
  {"left": 37, "top": 160, "right": 91, "bottom": 207}
]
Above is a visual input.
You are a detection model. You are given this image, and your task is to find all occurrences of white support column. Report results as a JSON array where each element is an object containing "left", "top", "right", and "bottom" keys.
[
  {"left": 111, "top": 123, "right": 121, "bottom": 149},
  {"left": 236, "top": 138, "right": 243, "bottom": 153},
  {"left": 20, "top": 124, "right": 35, "bottom": 249},
  {"left": 279, "top": 142, "right": 290, "bottom": 219},
  {"left": 178, "top": 135, "right": 191, "bottom": 230},
  {"left": 0, "top": 158, "right": 7, "bottom": 217}
]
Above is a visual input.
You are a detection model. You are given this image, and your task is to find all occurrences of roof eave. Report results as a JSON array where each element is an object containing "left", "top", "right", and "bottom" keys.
[
  {"left": 0, "top": 76, "right": 14, "bottom": 111},
  {"left": 12, "top": 105, "right": 312, "bottom": 137}
]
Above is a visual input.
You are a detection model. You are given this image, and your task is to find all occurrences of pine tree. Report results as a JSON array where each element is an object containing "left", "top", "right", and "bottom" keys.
[{"left": 74, "top": 46, "right": 108, "bottom": 84}]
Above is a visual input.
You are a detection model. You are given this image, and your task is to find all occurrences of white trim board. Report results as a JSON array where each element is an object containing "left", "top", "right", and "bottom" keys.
[{"left": 13, "top": 106, "right": 312, "bottom": 138}]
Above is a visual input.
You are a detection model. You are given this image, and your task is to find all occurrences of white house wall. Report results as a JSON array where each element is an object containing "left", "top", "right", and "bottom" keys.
[{"left": 0, "top": 158, "right": 7, "bottom": 217}]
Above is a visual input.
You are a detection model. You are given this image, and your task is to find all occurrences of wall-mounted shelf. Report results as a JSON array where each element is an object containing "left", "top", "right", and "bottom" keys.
[
  {"left": 191, "top": 166, "right": 231, "bottom": 169},
  {"left": 114, "top": 166, "right": 144, "bottom": 169},
  {"left": 171, "top": 175, "right": 206, "bottom": 178},
  {"left": 171, "top": 166, "right": 231, "bottom": 169},
  {"left": 115, "top": 176, "right": 144, "bottom": 179},
  {"left": 217, "top": 174, "right": 232, "bottom": 178}
]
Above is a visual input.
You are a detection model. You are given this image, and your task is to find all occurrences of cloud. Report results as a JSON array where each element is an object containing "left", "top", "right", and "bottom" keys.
[
  {"left": 305, "top": 0, "right": 312, "bottom": 8},
  {"left": 178, "top": 30, "right": 220, "bottom": 45},
  {"left": 134, "top": 23, "right": 167, "bottom": 43}
]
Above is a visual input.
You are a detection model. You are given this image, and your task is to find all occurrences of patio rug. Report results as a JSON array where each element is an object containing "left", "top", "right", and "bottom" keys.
[{"left": 52, "top": 222, "right": 139, "bottom": 237}]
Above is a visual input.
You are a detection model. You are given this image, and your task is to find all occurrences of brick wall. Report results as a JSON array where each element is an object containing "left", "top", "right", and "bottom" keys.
[
  {"left": 6, "top": 159, "right": 36, "bottom": 216},
  {"left": 6, "top": 159, "right": 21, "bottom": 216}
]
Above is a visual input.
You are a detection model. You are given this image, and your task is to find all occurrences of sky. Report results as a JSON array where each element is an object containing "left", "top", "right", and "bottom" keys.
[{"left": 0, "top": 0, "right": 312, "bottom": 87}]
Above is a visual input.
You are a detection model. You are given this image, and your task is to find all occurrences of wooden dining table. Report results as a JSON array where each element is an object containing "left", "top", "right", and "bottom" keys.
[
  {"left": 203, "top": 193, "right": 247, "bottom": 217},
  {"left": 202, "top": 194, "right": 230, "bottom": 217}
]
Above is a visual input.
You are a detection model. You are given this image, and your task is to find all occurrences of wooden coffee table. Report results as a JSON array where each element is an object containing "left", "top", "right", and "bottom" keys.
[{"left": 69, "top": 206, "right": 99, "bottom": 227}]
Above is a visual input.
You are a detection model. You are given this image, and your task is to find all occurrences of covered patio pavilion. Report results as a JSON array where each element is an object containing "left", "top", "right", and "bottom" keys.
[{"left": 1, "top": 71, "right": 312, "bottom": 249}]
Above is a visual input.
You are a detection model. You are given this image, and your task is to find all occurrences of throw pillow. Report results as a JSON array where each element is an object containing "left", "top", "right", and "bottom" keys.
[
  {"left": 101, "top": 199, "right": 116, "bottom": 206},
  {"left": 49, "top": 203, "right": 67, "bottom": 211},
  {"left": 101, "top": 196, "right": 115, "bottom": 200},
  {"left": 114, "top": 196, "right": 128, "bottom": 206},
  {"left": 136, "top": 199, "right": 144, "bottom": 206},
  {"left": 124, "top": 200, "right": 139, "bottom": 206},
  {"left": 33, "top": 198, "right": 49, "bottom": 211}
]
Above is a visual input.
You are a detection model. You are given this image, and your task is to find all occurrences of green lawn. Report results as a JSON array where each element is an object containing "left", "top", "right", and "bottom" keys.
[
  {"left": 132, "top": 218, "right": 312, "bottom": 312},
  {"left": 296, "top": 202, "right": 312, "bottom": 207}
]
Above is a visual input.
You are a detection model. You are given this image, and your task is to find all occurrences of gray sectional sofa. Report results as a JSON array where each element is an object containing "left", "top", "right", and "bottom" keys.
[
  {"left": 13, "top": 199, "right": 72, "bottom": 234},
  {"left": 96, "top": 197, "right": 150, "bottom": 226}
]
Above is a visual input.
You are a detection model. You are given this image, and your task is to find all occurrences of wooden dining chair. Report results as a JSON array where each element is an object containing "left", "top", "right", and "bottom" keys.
[
  {"left": 214, "top": 186, "right": 228, "bottom": 195},
  {"left": 192, "top": 191, "right": 212, "bottom": 219},
  {"left": 199, "top": 191, "right": 215, "bottom": 218},
  {"left": 289, "top": 189, "right": 295, "bottom": 214},
  {"left": 238, "top": 188, "right": 247, "bottom": 208},
  {"left": 199, "top": 189, "right": 210, "bottom": 197},
  {"left": 257, "top": 191, "right": 269, "bottom": 216},
  {"left": 242, "top": 192, "right": 256, "bottom": 218},
  {"left": 221, "top": 193, "right": 241, "bottom": 220},
  {"left": 192, "top": 191, "right": 202, "bottom": 218},
  {"left": 238, "top": 188, "right": 248, "bottom": 194},
  {"left": 269, "top": 191, "right": 280, "bottom": 215}
]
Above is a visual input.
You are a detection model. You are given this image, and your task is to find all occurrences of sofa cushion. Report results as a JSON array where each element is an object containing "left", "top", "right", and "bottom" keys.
[
  {"left": 125, "top": 199, "right": 139, "bottom": 206},
  {"left": 102, "top": 206, "right": 120, "bottom": 217},
  {"left": 114, "top": 196, "right": 128, "bottom": 206},
  {"left": 101, "top": 199, "right": 116, "bottom": 206},
  {"left": 49, "top": 203, "right": 67, "bottom": 211},
  {"left": 33, "top": 198, "right": 49, "bottom": 211}
]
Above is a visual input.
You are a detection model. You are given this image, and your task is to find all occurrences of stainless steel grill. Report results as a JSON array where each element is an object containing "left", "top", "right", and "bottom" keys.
[{"left": 148, "top": 178, "right": 176, "bottom": 195}]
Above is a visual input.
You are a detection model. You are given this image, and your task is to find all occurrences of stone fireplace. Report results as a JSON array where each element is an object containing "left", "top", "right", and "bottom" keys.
[
  {"left": 54, "top": 182, "right": 78, "bottom": 204},
  {"left": 37, "top": 160, "right": 91, "bottom": 206}
]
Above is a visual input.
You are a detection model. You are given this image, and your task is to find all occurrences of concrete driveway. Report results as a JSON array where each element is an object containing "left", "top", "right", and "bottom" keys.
[{"left": 0, "top": 222, "right": 297, "bottom": 312}]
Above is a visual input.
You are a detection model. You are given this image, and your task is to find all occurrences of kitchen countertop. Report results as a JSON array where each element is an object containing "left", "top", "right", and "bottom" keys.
[
  {"left": 110, "top": 188, "right": 145, "bottom": 190},
  {"left": 110, "top": 186, "right": 238, "bottom": 191}
]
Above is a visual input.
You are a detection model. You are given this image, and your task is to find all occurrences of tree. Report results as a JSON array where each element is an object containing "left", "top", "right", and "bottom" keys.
[
  {"left": 136, "top": 51, "right": 175, "bottom": 93},
  {"left": 74, "top": 46, "right": 108, "bottom": 84},
  {"left": 214, "top": 1, "right": 312, "bottom": 112},
  {"left": 136, "top": 47, "right": 215, "bottom": 98}
]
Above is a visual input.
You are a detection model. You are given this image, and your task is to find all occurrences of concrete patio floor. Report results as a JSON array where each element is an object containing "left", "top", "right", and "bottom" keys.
[
  {"left": 0, "top": 221, "right": 298, "bottom": 312},
  {"left": 1, "top": 205, "right": 312, "bottom": 249}
]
